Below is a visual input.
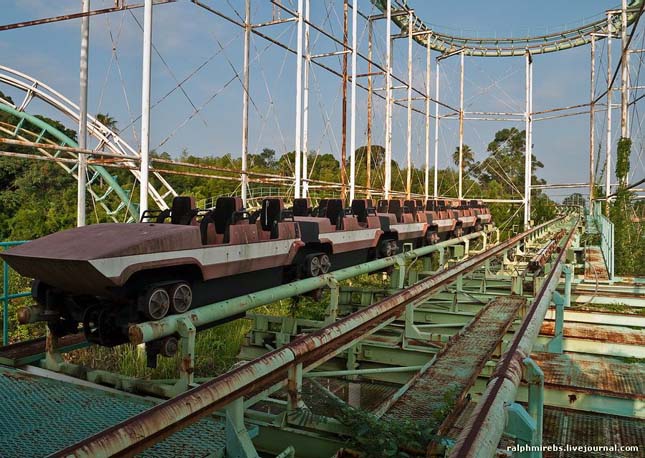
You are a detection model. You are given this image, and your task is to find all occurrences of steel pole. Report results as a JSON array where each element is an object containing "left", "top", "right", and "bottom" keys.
[
  {"left": 349, "top": 0, "right": 358, "bottom": 201},
  {"left": 129, "top": 230, "right": 493, "bottom": 344},
  {"left": 606, "top": 13, "right": 613, "bottom": 211},
  {"left": 77, "top": 0, "right": 90, "bottom": 227},
  {"left": 433, "top": 57, "right": 440, "bottom": 197},
  {"left": 424, "top": 38, "right": 430, "bottom": 202},
  {"left": 294, "top": 0, "right": 303, "bottom": 199},
  {"left": 621, "top": 0, "right": 629, "bottom": 139},
  {"left": 240, "top": 0, "right": 250, "bottom": 207},
  {"left": 302, "top": 0, "right": 310, "bottom": 197},
  {"left": 366, "top": 20, "right": 373, "bottom": 198},
  {"left": 590, "top": 35, "right": 596, "bottom": 204},
  {"left": 139, "top": 0, "right": 153, "bottom": 218},
  {"left": 458, "top": 51, "right": 464, "bottom": 199},
  {"left": 341, "top": 0, "right": 349, "bottom": 201},
  {"left": 384, "top": 0, "right": 392, "bottom": 199},
  {"left": 405, "top": 11, "right": 413, "bottom": 200},
  {"left": 524, "top": 51, "right": 533, "bottom": 229}
]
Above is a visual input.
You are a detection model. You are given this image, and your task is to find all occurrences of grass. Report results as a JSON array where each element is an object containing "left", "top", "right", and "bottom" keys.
[{"left": 570, "top": 302, "right": 644, "bottom": 315}]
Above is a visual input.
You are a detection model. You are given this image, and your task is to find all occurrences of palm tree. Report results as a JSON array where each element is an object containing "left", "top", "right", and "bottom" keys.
[
  {"left": 452, "top": 144, "right": 475, "bottom": 169},
  {"left": 96, "top": 113, "right": 118, "bottom": 134}
]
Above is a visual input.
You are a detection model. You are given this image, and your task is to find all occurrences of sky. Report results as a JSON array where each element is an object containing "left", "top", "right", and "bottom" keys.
[{"left": 1, "top": 0, "right": 642, "bottom": 201}]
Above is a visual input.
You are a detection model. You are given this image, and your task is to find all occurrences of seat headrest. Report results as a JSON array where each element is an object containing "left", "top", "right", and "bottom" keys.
[
  {"left": 377, "top": 199, "right": 389, "bottom": 213},
  {"left": 292, "top": 198, "right": 310, "bottom": 217},
  {"left": 260, "top": 198, "right": 283, "bottom": 231},
  {"left": 171, "top": 196, "right": 196, "bottom": 225},
  {"left": 326, "top": 199, "right": 344, "bottom": 226},
  {"left": 213, "top": 197, "right": 242, "bottom": 234}
]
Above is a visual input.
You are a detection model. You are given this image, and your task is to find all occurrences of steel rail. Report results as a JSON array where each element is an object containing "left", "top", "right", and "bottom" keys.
[
  {"left": 449, "top": 216, "right": 579, "bottom": 458},
  {"left": 129, "top": 228, "right": 489, "bottom": 344},
  {"left": 0, "top": 1, "right": 176, "bottom": 32},
  {"left": 50, "top": 217, "right": 565, "bottom": 458},
  {"left": 369, "top": 0, "right": 644, "bottom": 57}
]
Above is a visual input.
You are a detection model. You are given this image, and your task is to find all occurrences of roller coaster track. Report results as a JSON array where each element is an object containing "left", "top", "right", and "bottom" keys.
[
  {"left": 0, "top": 65, "right": 177, "bottom": 222},
  {"left": 370, "top": 0, "right": 644, "bottom": 57},
  {"left": 50, "top": 215, "right": 580, "bottom": 457}
]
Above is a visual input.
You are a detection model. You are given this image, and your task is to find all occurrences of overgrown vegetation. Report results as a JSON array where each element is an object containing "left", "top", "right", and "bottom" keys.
[
  {"left": 314, "top": 382, "right": 460, "bottom": 457},
  {"left": 609, "top": 138, "right": 644, "bottom": 276}
]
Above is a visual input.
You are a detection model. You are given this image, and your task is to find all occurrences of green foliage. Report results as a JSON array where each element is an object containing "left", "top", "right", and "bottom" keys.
[
  {"left": 563, "top": 193, "right": 586, "bottom": 208},
  {"left": 616, "top": 137, "right": 632, "bottom": 185},
  {"left": 319, "top": 383, "right": 460, "bottom": 457},
  {"left": 609, "top": 137, "right": 643, "bottom": 276}
]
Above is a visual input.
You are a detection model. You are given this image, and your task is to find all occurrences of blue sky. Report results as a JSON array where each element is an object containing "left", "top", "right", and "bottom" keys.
[{"left": 0, "top": 0, "right": 636, "bottom": 200}]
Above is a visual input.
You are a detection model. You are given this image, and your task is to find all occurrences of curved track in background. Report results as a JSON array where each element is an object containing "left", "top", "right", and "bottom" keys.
[
  {"left": 0, "top": 104, "right": 139, "bottom": 222},
  {"left": 371, "top": 0, "right": 644, "bottom": 56},
  {"left": 0, "top": 65, "right": 177, "bottom": 219}
]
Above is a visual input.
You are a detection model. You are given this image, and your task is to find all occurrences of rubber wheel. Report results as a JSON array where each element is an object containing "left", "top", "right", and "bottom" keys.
[
  {"left": 380, "top": 240, "right": 396, "bottom": 257},
  {"left": 425, "top": 231, "right": 439, "bottom": 245},
  {"left": 319, "top": 254, "right": 332, "bottom": 274},
  {"left": 141, "top": 287, "right": 171, "bottom": 320},
  {"left": 168, "top": 282, "right": 193, "bottom": 314},
  {"left": 306, "top": 254, "right": 322, "bottom": 277}
]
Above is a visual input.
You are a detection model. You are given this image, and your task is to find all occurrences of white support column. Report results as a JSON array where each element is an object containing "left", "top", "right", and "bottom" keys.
[
  {"left": 606, "top": 13, "right": 613, "bottom": 207},
  {"left": 294, "top": 0, "right": 304, "bottom": 199},
  {"left": 424, "top": 38, "right": 430, "bottom": 202},
  {"left": 77, "top": 0, "right": 90, "bottom": 227},
  {"left": 621, "top": 0, "right": 629, "bottom": 139},
  {"left": 302, "top": 0, "right": 310, "bottom": 197},
  {"left": 433, "top": 57, "right": 440, "bottom": 198},
  {"left": 590, "top": 35, "right": 596, "bottom": 204},
  {"left": 139, "top": 0, "right": 153, "bottom": 219},
  {"left": 524, "top": 51, "right": 533, "bottom": 229},
  {"left": 405, "top": 11, "right": 413, "bottom": 200},
  {"left": 241, "top": 0, "right": 251, "bottom": 207},
  {"left": 458, "top": 50, "right": 464, "bottom": 200},
  {"left": 349, "top": 0, "right": 358, "bottom": 201},
  {"left": 384, "top": 0, "right": 392, "bottom": 199}
]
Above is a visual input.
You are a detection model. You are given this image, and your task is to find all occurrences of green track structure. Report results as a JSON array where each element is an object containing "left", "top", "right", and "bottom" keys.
[
  {"left": 370, "top": 0, "right": 645, "bottom": 56},
  {"left": 0, "top": 103, "right": 139, "bottom": 222}
]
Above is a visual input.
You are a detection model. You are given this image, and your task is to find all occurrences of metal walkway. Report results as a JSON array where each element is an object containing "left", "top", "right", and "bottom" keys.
[
  {"left": 383, "top": 296, "right": 526, "bottom": 427},
  {"left": 0, "top": 365, "right": 226, "bottom": 458}
]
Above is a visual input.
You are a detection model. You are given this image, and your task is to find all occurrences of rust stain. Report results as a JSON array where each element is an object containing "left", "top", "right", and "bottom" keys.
[{"left": 540, "top": 322, "right": 645, "bottom": 346}]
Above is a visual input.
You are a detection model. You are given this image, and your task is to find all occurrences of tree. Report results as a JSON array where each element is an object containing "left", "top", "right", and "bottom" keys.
[
  {"left": 96, "top": 113, "right": 118, "bottom": 133},
  {"left": 563, "top": 193, "right": 586, "bottom": 208},
  {"left": 451, "top": 144, "right": 475, "bottom": 172},
  {"left": 610, "top": 137, "right": 643, "bottom": 275}
]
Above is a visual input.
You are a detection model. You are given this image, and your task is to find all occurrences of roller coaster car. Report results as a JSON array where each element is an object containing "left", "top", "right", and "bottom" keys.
[
  {"left": 1, "top": 196, "right": 389, "bottom": 345},
  {"left": 1, "top": 195, "right": 492, "bottom": 346}
]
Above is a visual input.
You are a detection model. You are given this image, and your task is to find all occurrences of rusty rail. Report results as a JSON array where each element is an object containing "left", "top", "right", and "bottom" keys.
[
  {"left": 49, "top": 217, "right": 566, "bottom": 458},
  {"left": 449, "top": 216, "right": 579, "bottom": 458}
]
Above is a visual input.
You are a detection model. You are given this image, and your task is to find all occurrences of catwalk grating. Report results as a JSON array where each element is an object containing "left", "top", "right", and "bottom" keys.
[
  {"left": 0, "top": 365, "right": 226, "bottom": 458},
  {"left": 383, "top": 296, "right": 526, "bottom": 424}
]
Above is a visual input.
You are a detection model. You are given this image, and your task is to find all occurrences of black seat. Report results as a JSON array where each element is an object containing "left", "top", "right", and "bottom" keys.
[
  {"left": 260, "top": 198, "right": 283, "bottom": 235},
  {"left": 213, "top": 197, "right": 241, "bottom": 234},
  {"left": 292, "top": 198, "right": 310, "bottom": 217},
  {"left": 326, "top": 199, "right": 344, "bottom": 228},
  {"left": 377, "top": 199, "right": 389, "bottom": 214},
  {"left": 316, "top": 199, "right": 329, "bottom": 217},
  {"left": 170, "top": 196, "right": 196, "bottom": 225},
  {"left": 351, "top": 199, "right": 368, "bottom": 223},
  {"left": 387, "top": 200, "right": 404, "bottom": 222},
  {"left": 200, "top": 210, "right": 214, "bottom": 244},
  {"left": 404, "top": 199, "right": 417, "bottom": 216}
]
